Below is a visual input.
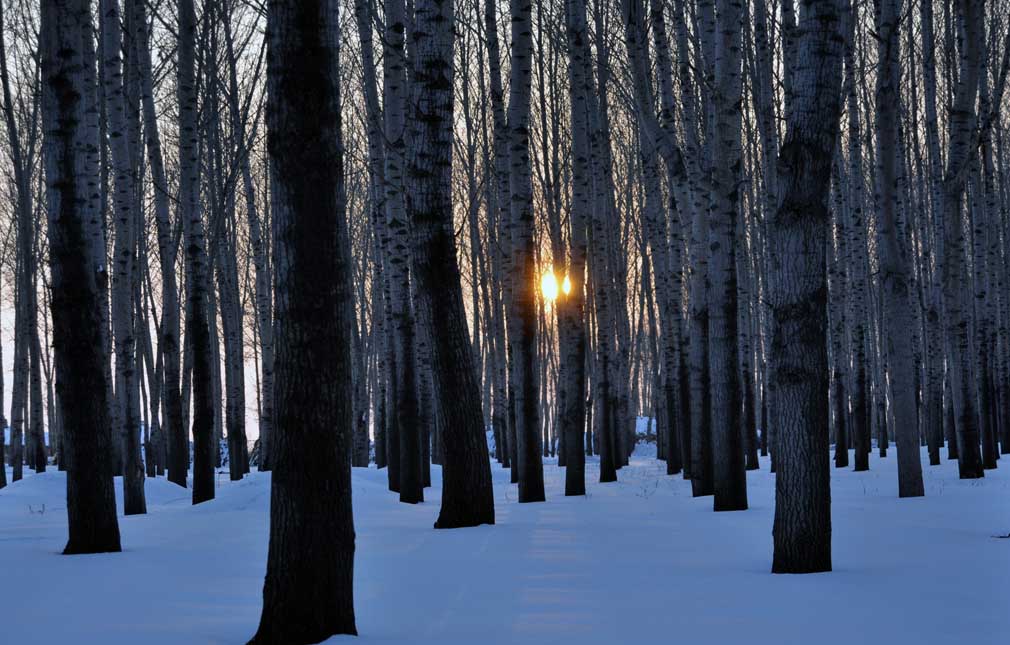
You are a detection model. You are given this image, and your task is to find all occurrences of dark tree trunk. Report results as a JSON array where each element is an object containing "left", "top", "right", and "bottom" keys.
[
  {"left": 833, "top": 376, "right": 849, "bottom": 467},
  {"left": 940, "top": 0, "right": 985, "bottom": 480},
  {"left": 130, "top": 0, "right": 186, "bottom": 488},
  {"left": 406, "top": 0, "right": 495, "bottom": 528},
  {"left": 744, "top": 366, "right": 759, "bottom": 470},
  {"left": 250, "top": 0, "right": 357, "bottom": 641},
  {"left": 101, "top": 0, "right": 146, "bottom": 514},
  {"left": 508, "top": 0, "right": 546, "bottom": 503},
  {"left": 559, "top": 0, "right": 592, "bottom": 496},
  {"left": 41, "top": 0, "right": 122, "bottom": 556},
  {"left": 708, "top": 0, "right": 748, "bottom": 512},
  {"left": 768, "top": 0, "right": 845, "bottom": 574},
  {"left": 177, "top": 0, "right": 214, "bottom": 505},
  {"left": 29, "top": 308, "right": 46, "bottom": 473}
]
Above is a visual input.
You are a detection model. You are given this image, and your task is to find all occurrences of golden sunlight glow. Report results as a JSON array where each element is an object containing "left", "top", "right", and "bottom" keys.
[
  {"left": 561, "top": 275, "right": 572, "bottom": 295},
  {"left": 541, "top": 271, "right": 559, "bottom": 302}
]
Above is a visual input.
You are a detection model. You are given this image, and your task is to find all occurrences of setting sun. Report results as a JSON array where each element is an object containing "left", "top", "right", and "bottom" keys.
[{"left": 541, "top": 271, "right": 559, "bottom": 302}]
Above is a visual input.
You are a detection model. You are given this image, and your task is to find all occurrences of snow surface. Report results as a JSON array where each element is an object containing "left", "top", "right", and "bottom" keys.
[{"left": 1, "top": 443, "right": 1007, "bottom": 644}]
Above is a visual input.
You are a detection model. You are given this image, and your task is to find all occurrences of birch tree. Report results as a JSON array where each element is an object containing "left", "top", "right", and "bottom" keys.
[
  {"left": 872, "top": 0, "right": 924, "bottom": 497},
  {"left": 0, "top": 0, "right": 38, "bottom": 483},
  {"left": 509, "top": 0, "right": 546, "bottom": 502},
  {"left": 131, "top": 0, "right": 186, "bottom": 487},
  {"left": 41, "top": 0, "right": 122, "bottom": 555},
  {"left": 940, "top": 0, "right": 985, "bottom": 479},
  {"left": 406, "top": 0, "right": 496, "bottom": 527},
  {"left": 560, "top": 0, "right": 591, "bottom": 496},
  {"left": 178, "top": 0, "right": 216, "bottom": 504},
  {"left": 101, "top": 0, "right": 146, "bottom": 514},
  {"left": 768, "top": 0, "right": 845, "bottom": 574},
  {"left": 842, "top": 8, "right": 871, "bottom": 472},
  {"left": 383, "top": 0, "right": 424, "bottom": 503},
  {"left": 708, "top": 0, "right": 748, "bottom": 511}
]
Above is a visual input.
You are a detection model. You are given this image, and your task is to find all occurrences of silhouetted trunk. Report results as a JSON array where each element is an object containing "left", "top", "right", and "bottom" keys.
[
  {"left": 708, "top": 0, "right": 747, "bottom": 512},
  {"left": 405, "top": 0, "right": 495, "bottom": 527},
  {"left": 178, "top": 0, "right": 215, "bottom": 504},
  {"left": 29, "top": 303, "right": 46, "bottom": 472},
  {"left": 560, "top": 0, "right": 591, "bottom": 497},
  {"left": 483, "top": 0, "right": 514, "bottom": 477},
  {"left": 508, "top": 0, "right": 546, "bottom": 502},
  {"left": 41, "top": 0, "right": 122, "bottom": 555},
  {"left": 250, "top": 0, "right": 356, "bottom": 641}
]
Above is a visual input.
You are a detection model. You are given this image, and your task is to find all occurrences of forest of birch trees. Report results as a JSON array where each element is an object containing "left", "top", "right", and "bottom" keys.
[{"left": 0, "top": 0, "right": 1008, "bottom": 639}]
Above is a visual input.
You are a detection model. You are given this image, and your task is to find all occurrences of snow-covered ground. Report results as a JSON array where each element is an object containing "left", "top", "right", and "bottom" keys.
[{"left": 1, "top": 444, "right": 1007, "bottom": 644}]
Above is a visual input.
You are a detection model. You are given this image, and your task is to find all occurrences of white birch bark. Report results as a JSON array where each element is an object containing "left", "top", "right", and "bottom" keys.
[
  {"left": 843, "top": 14, "right": 871, "bottom": 471},
  {"left": 101, "top": 0, "right": 146, "bottom": 513},
  {"left": 383, "top": 0, "right": 423, "bottom": 503},
  {"left": 941, "top": 0, "right": 985, "bottom": 479},
  {"left": 872, "top": 0, "right": 924, "bottom": 497}
]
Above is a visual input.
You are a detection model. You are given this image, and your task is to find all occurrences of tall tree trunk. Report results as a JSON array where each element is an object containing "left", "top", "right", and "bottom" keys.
[
  {"left": 10, "top": 280, "right": 27, "bottom": 482},
  {"left": 872, "top": 0, "right": 924, "bottom": 497},
  {"left": 0, "top": 3, "right": 6, "bottom": 481},
  {"left": 919, "top": 0, "right": 946, "bottom": 467},
  {"left": 828, "top": 158, "right": 849, "bottom": 468},
  {"left": 768, "top": 0, "right": 845, "bottom": 574},
  {"left": 941, "top": 0, "right": 985, "bottom": 479},
  {"left": 219, "top": 4, "right": 273, "bottom": 473},
  {"left": 508, "top": 0, "right": 546, "bottom": 502},
  {"left": 748, "top": 0, "right": 777, "bottom": 469},
  {"left": 41, "top": 0, "right": 122, "bottom": 555},
  {"left": 101, "top": 0, "right": 146, "bottom": 513},
  {"left": 178, "top": 0, "right": 215, "bottom": 504},
  {"left": 353, "top": 0, "right": 387, "bottom": 472},
  {"left": 405, "top": 0, "right": 496, "bottom": 527},
  {"left": 383, "top": 0, "right": 423, "bottom": 503},
  {"left": 29, "top": 291, "right": 46, "bottom": 473},
  {"left": 1, "top": 0, "right": 31, "bottom": 482},
  {"left": 708, "top": 0, "right": 747, "bottom": 511},
  {"left": 483, "top": 0, "right": 515, "bottom": 476},
  {"left": 217, "top": 234, "right": 248, "bottom": 479},
  {"left": 560, "top": 0, "right": 591, "bottom": 497},
  {"left": 97, "top": 10, "right": 119, "bottom": 480},
  {"left": 843, "top": 13, "right": 871, "bottom": 472},
  {"left": 251, "top": 0, "right": 356, "bottom": 640},
  {"left": 133, "top": 0, "right": 185, "bottom": 487},
  {"left": 646, "top": 0, "right": 689, "bottom": 477}
]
